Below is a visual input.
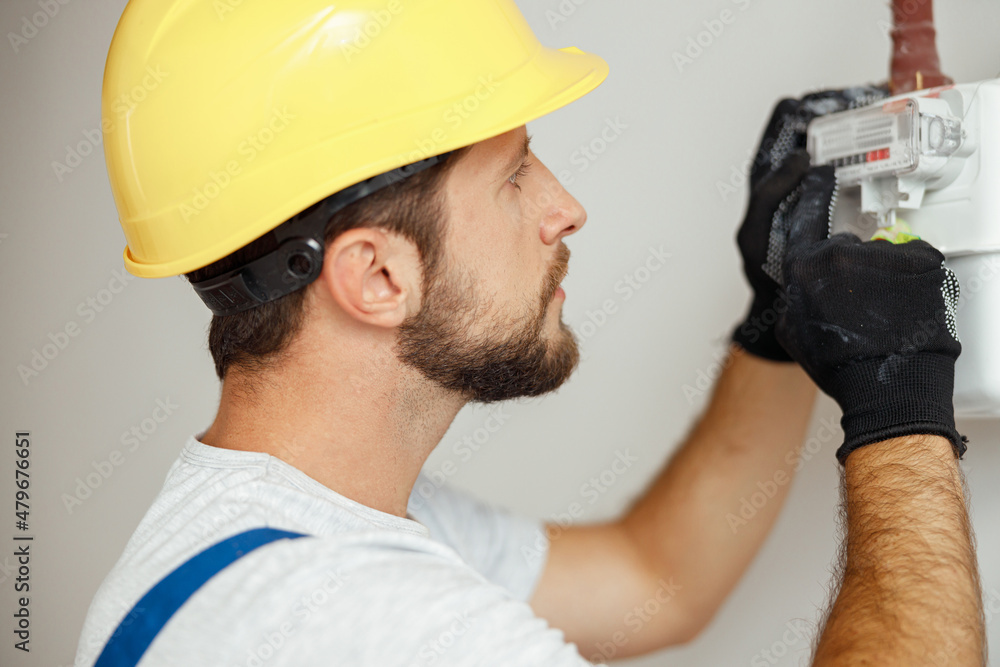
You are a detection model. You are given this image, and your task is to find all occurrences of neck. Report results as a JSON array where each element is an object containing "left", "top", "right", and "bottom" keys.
[{"left": 199, "top": 330, "right": 465, "bottom": 518}]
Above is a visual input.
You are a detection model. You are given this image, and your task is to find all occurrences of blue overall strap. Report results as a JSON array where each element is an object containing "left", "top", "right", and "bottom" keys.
[{"left": 95, "top": 527, "right": 308, "bottom": 667}]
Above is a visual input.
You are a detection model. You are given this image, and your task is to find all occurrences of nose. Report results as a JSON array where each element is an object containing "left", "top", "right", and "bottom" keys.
[{"left": 536, "top": 165, "right": 587, "bottom": 246}]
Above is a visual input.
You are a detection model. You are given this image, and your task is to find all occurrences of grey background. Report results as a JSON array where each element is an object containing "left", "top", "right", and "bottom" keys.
[{"left": 2, "top": 0, "right": 999, "bottom": 665}]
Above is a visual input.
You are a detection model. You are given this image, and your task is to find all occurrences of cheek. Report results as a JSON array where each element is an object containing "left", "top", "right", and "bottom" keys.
[{"left": 451, "top": 199, "right": 539, "bottom": 302}]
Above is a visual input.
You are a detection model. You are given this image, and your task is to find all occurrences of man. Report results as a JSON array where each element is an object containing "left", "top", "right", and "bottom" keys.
[{"left": 77, "top": 0, "right": 985, "bottom": 665}]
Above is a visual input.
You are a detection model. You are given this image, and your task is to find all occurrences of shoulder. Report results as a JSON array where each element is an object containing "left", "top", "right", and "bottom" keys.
[
  {"left": 151, "top": 534, "right": 591, "bottom": 666},
  {"left": 408, "top": 471, "right": 550, "bottom": 601}
]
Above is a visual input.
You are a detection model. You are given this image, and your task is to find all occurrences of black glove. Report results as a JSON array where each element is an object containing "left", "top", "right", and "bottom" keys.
[
  {"left": 732, "top": 86, "right": 889, "bottom": 361},
  {"left": 775, "top": 167, "right": 967, "bottom": 464}
]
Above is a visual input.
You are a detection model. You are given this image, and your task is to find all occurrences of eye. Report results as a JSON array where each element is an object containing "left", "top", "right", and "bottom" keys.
[{"left": 508, "top": 160, "right": 532, "bottom": 191}]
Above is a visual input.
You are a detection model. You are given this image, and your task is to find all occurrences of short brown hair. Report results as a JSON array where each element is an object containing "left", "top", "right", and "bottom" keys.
[{"left": 185, "top": 152, "right": 465, "bottom": 381}]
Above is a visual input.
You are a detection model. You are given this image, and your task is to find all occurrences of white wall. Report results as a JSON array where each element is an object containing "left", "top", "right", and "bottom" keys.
[{"left": 1, "top": 1, "right": 998, "bottom": 665}]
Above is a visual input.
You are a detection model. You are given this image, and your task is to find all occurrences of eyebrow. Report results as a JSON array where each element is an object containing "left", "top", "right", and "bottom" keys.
[{"left": 497, "top": 133, "right": 532, "bottom": 181}]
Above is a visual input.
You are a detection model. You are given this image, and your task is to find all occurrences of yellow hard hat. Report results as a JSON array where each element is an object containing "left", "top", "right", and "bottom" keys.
[{"left": 102, "top": 0, "right": 609, "bottom": 286}]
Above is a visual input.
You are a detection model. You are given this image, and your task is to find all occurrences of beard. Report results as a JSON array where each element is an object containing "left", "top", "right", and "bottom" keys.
[{"left": 396, "top": 243, "right": 580, "bottom": 403}]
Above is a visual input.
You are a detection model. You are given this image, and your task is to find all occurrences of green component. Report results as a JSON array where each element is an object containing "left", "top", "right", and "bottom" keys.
[{"left": 870, "top": 218, "right": 921, "bottom": 244}]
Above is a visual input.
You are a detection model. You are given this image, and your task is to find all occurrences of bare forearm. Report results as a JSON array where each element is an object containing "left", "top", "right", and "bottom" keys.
[
  {"left": 814, "top": 436, "right": 985, "bottom": 665},
  {"left": 621, "top": 345, "right": 817, "bottom": 634}
]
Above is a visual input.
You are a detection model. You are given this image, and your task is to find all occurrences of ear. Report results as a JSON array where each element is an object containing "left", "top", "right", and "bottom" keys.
[{"left": 316, "top": 228, "right": 422, "bottom": 328}]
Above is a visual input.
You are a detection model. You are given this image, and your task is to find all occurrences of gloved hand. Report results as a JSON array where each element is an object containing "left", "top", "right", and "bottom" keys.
[
  {"left": 732, "top": 86, "right": 889, "bottom": 361},
  {"left": 775, "top": 166, "right": 967, "bottom": 464}
]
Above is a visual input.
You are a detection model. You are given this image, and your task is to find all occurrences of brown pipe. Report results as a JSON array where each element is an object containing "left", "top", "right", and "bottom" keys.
[{"left": 890, "top": 0, "right": 953, "bottom": 93}]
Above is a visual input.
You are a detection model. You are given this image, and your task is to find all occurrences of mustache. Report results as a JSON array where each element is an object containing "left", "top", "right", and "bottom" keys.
[{"left": 541, "top": 243, "right": 571, "bottom": 304}]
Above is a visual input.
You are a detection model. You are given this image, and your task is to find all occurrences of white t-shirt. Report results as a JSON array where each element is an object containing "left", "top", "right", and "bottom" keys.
[{"left": 74, "top": 436, "right": 593, "bottom": 666}]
